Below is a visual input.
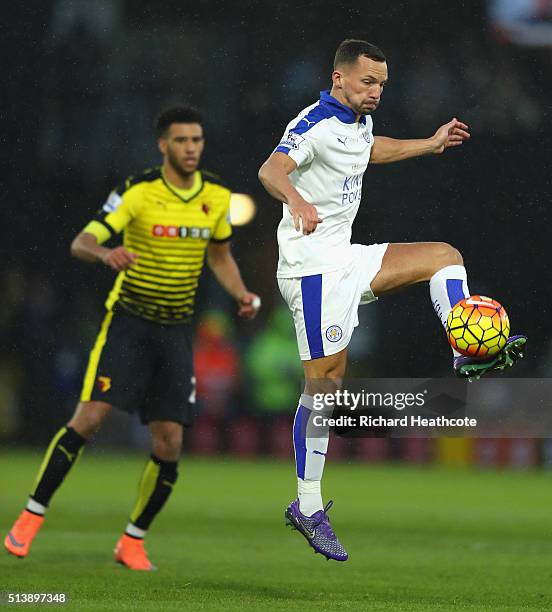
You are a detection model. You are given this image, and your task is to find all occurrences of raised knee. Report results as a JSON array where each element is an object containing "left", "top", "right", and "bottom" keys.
[{"left": 438, "top": 242, "right": 463, "bottom": 267}]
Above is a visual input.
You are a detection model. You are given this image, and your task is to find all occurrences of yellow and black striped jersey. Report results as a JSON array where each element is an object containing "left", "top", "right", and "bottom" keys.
[{"left": 83, "top": 166, "right": 232, "bottom": 325}]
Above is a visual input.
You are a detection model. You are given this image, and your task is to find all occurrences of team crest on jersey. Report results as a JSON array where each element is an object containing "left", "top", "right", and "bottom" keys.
[
  {"left": 280, "top": 131, "right": 305, "bottom": 150},
  {"left": 202, "top": 203, "right": 210, "bottom": 215},
  {"left": 96, "top": 376, "right": 112, "bottom": 392},
  {"left": 326, "top": 325, "right": 343, "bottom": 343},
  {"left": 362, "top": 131, "right": 373, "bottom": 145},
  {"left": 102, "top": 191, "right": 123, "bottom": 213}
]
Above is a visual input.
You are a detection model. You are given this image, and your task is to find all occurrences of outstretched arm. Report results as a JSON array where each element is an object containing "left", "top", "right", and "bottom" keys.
[
  {"left": 258, "top": 152, "right": 322, "bottom": 235},
  {"left": 207, "top": 241, "right": 260, "bottom": 319},
  {"left": 370, "top": 118, "right": 470, "bottom": 164}
]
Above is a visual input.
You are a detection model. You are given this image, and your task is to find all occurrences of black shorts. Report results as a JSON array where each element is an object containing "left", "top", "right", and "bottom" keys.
[{"left": 80, "top": 307, "right": 195, "bottom": 425}]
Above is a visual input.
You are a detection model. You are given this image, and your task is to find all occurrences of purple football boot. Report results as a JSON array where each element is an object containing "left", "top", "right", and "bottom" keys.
[
  {"left": 454, "top": 334, "right": 527, "bottom": 380},
  {"left": 285, "top": 499, "right": 348, "bottom": 561}
]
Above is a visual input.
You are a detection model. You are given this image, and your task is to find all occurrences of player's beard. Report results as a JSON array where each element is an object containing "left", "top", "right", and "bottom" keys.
[
  {"left": 167, "top": 148, "right": 196, "bottom": 180},
  {"left": 343, "top": 91, "right": 377, "bottom": 117},
  {"left": 343, "top": 91, "right": 378, "bottom": 117},
  {"left": 354, "top": 100, "right": 378, "bottom": 116}
]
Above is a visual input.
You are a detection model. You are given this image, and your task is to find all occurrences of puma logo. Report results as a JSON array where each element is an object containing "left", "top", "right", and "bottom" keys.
[
  {"left": 303, "top": 117, "right": 315, "bottom": 127},
  {"left": 57, "top": 445, "right": 76, "bottom": 463},
  {"left": 7, "top": 532, "right": 24, "bottom": 548}
]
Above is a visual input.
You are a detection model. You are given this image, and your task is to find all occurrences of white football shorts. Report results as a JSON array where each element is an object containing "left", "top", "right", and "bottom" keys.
[{"left": 278, "top": 243, "right": 389, "bottom": 360}]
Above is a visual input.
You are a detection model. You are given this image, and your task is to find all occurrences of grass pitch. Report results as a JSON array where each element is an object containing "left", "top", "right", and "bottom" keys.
[{"left": 1, "top": 450, "right": 552, "bottom": 611}]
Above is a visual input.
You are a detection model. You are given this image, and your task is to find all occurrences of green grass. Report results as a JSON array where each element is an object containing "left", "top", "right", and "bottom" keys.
[{"left": 1, "top": 450, "right": 552, "bottom": 611}]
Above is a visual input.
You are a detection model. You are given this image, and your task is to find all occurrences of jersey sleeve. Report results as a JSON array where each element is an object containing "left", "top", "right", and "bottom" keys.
[
  {"left": 82, "top": 184, "right": 143, "bottom": 245},
  {"left": 211, "top": 192, "right": 233, "bottom": 243},
  {"left": 274, "top": 121, "right": 316, "bottom": 168}
]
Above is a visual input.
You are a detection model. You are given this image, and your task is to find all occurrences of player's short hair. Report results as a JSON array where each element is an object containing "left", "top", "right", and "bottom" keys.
[
  {"left": 155, "top": 105, "right": 203, "bottom": 138},
  {"left": 334, "top": 39, "right": 386, "bottom": 69}
]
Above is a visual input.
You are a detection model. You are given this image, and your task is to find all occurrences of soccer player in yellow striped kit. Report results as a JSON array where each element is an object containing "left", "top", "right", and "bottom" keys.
[{"left": 4, "top": 106, "right": 260, "bottom": 570}]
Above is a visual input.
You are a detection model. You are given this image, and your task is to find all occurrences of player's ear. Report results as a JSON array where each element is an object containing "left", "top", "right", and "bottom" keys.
[
  {"left": 332, "top": 69, "right": 343, "bottom": 90},
  {"left": 158, "top": 138, "right": 167, "bottom": 155}
]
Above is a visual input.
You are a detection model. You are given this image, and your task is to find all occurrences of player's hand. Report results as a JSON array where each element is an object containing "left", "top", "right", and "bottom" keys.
[
  {"left": 288, "top": 197, "right": 323, "bottom": 235},
  {"left": 431, "top": 118, "right": 470, "bottom": 154},
  {"left": 101, "top": 246, "right": 138, "bottom": 271},
  {"left": 237, "top": 291, "right": 261, "bottom": 319}
]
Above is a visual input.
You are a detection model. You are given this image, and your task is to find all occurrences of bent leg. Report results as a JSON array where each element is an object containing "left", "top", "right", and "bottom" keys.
[
  {"left": 371, "top": 242, "right": 463, "bottom": 296},
  {"left": 371, "top": 242, "right": 470, "bottom": 355}
]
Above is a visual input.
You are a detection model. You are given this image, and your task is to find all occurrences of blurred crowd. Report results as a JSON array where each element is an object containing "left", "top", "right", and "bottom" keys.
[
  {"left": 2, "top": 0, "right": 551, "bottom": 448},
  {"left": 29, "top": 0, "right": 552, "bottom": 183}
]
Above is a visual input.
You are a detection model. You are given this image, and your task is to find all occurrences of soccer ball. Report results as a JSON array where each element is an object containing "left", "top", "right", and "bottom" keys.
[{"left": 446, "top": 295, "right": 510, "bottom": 358}]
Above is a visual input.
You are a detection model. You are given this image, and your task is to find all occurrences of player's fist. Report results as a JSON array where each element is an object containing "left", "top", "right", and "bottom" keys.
[
  {"left": 237, "top": 292, "right": 261, "bottom": 319},
  {"left": 102, "top": 246, "right": 138, "bottom": 271},
  {"left": 431, "top": 118, "right": 470, "bottom": 154},
  {"left": 288, "top": 197, "right": 323, "bottom": 235}
]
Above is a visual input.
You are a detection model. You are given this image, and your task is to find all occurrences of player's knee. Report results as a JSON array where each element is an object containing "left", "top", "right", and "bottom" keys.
[
  {"left": 68, "top": 402, "right": 111, "bottom": 439},
  {"left": 435, "top": 242, "right": 463, "bottom": 269},
  {"left": 448, "top": 244, "right": 463, "bottom": 265},
  {"left": 304, "top": 350, "right": 346, "bottom": 396},
  {"left": 306, "top": 372, "right": 342, "bottom": 397},
  {"left": 151, "top": 426, "right": 183, "bottom": 461},
  {"left": 325, "top": 371, "right": 343, "bottom": 389}
]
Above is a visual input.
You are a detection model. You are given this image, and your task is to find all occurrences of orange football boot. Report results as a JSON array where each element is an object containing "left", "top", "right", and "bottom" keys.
[
  {"left": 114, "top": 534, "right": 156, "bottom": 571},
  {"left": 4, "top": 510, "right": 45, "bottom": 558}
]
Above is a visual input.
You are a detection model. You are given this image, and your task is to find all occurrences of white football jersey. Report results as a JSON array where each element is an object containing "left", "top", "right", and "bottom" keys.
[{"left": 274, "top": 90, "right": 374, "bottom": 278}]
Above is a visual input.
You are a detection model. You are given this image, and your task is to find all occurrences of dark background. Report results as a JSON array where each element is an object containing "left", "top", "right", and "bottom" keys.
[{"left": 1, "top": 0, "right": 550, "bottom": 445}]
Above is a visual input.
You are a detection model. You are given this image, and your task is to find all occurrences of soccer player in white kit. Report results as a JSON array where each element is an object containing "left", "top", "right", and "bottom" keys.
[{"left": 258, "top": 39, "right": 526, "bottom": 561}]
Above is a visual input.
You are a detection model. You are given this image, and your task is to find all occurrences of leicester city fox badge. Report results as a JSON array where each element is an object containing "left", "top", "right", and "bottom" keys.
[{"left": 326, "top": 325, "right": 343, "bottom": 342}]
